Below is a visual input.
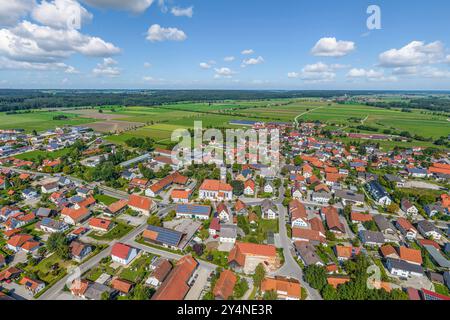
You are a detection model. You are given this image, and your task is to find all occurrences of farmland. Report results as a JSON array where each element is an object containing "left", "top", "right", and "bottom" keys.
[{"left": 1, "top": 99, "right": 448, "bottom": 149}]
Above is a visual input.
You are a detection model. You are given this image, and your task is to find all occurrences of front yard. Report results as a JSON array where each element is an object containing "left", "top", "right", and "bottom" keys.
[{"left": 89, "top": 221, "right": 134, "bottom": 241}]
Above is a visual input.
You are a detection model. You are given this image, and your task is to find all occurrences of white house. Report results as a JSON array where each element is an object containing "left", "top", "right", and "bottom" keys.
[
  {"left": 386, "top": 258, "right": 423, "bottom": 278},
  {"left": 312, "top": 192, "right": 331, "bottom": 204},
  {"left": 244, "top": 179, "right": 256, "bottom": 196},
  {"left": 111, "top": 243, "right": 138, "bottom": 265},
  {"left": 263, "top": 182, "right": 274, "bottom": 194},
  {"left": 219, "top": 225, "right": 237, "bottom": 244},
  {"left": 199, "top": 179, "right": 233, "bottom": 201}
]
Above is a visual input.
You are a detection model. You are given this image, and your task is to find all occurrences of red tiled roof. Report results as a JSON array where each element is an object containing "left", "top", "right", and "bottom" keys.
[
  {"left": 293, "top": 229, "right": 326, "bottom": 243},
  {"left": 89, "top": 217, "right": 113, "bottom": 230},
  {"left": 213, "top": 270, "right": 237, "bottom": 300},
  {"left": 261, "top": 277, "right": 301, "bottom": 299},
  {"left": 351, "top": 212, "right": 373, "bottom": 222},
  {"left": 289, "top": 199, "right": 307, "bottom": 221},
  {"left": 7, "top": 234, "right": 32, "bottom": 248},
  {"left": 323, "top": 206, "right": 345, "bottom": 233},
  {"left": 128, "top": 194, "right": 153, "bottom": 211},
  {"left": 327, "top": 276, "right": 350, "bottom": 289},
  {"left": 111, "top": 278, "right": 134, "bottom": 293},
  {"left": 399, "top": 247, "right": 423, "bottom": 265},
  {"left": 111, "top": 243, "right": 133, "bottom": 260},
  {"left": 107, "top": 199, "right": 128, "bottom": 214},
  {"left": 61, "top": 207, "right": 90, "bottom": 222},
  {"left": 200, "top": 179, "right": 232, "bottom": 192}
]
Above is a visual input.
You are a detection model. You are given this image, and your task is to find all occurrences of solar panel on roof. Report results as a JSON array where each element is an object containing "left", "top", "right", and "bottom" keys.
[{"left": 146, "top": 225, "right": 183, "bottom": 247}]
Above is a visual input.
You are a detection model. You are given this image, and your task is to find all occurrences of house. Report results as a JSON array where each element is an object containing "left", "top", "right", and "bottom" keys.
[
  {"left": 146, "top": 258, "right": 173, "bottom": 287},
  {"left": 322, "top": 206, "right": 345, "bottom": 234},
  {"left": 111, "top": 278, "right": 134, "bottom": 295},
  {"left": 424, "top": 204, "right": 446, "bottom": 218},
  {"left": 261, "top": 199, "right": 278, "bottom": 220},
  {"left": 6, "top": 234, "right": 36, "bottom": 252},
  {"left": 219, "top": 225, "right": 237, "bottom": 244},
  {"left": 244, "top": 179, "right": 256, "bottom": 196},
  {"left": 19, "top": 277, "right": 45, "bottom": 295},
  {"left": 385, "top": 258, "right": 424, "bottom": 278},
  {"left": 334, "top": 245, "right": 360, "bottom": 262},
  {"left": 128, "top": 194, "right": 155, "bottom": 216},
  {"left": 209, "top": 217, "right": 221, "bottom": 236},
  {"left": 261, "top": 276, "right": 301, "bottom": 300},
  {"left": 21, "top": 189, "right": 38, "bottom": 200},
  {"left": 294, "top": 242, "right": 324, "bottom": 267},
  {"left": 380, "top": 245, "right": 400, "bottom": 259},
  {"left": 234, "top": 199, "right": 247, "bottom": 215},
  {"left": 399, "top": 247, "right": 423, "bottom": 265},
  {"left": 217, "top": 202, "right": 231, "bottom": 222},
  {"left": 366, "top": 181, "right": 392, "bottom": 206},
  {"left": 350, "top": 212, "right": 373, "bottom": 224},
  {"left": 213, "top": 270, "right": 237, "bottom": 300},
  {"left": 129, "top": 178, "right": 149, "bottom": 190},
  {"left": 105, "top": 199, "right": 128, "bottom": 216},
  {"left": 384, "top": 174, "right": 405, "bottom": 187},
  {"left": 312, "top": 191, "right": 332, "bottom": 204},
  {"left": 335, "top": 189, "right": 365, "bottom": 206},
  {"left": 417, "top": 220, "right": 442, "bottom": 240},
  {"left": 396, "top": 218, "right": 417, "bottom": 241},
  {"left": 0, "top": 254, "right": 5, "bottom": 268},
  {"left": 89, "top": 217, "right": 113, "bottom": 233},
  {"left": 39, "top": 218, "right": 69, "bottom": 233},
  {"left": 35, "top": 207, "right": 52, "bottom": 218},
  {"left": 407, "top": 167, "right": 428, "bottom": 178},
  {"left": 70, "top": 279, "right": 89, "bottom": 298},
  {"left": 263, "top": 181, "right": 274, "bottom": 194},
  {"left": 152, "top": 255, "right": 198, "bottom": 300},
  {"left": 421, "top": 288, "right": 450, "bottom": 301},
  {"left": 41, "top": 182, "right": 59, "bottom": 194},
  {"left": 228, "top": 242, "right": 278, "bottom": 274},
  {"left": 61, "top": 206, "right": 91, "bottom": 225},
  {"left": 0, "top": 267, "right": 22, "bottom": 282},
  {"left": 289, "top": 199, "right": 308, "bottom": 228},
  {"left": 142, "top": 225, "right": 184, "bottom": 249},
  {"left": 175, "top": 204, "right": 211, "bottom": 220},
  {"left": 292, "top": 228, "right": 326, "bottom": 244},
  {"left": 291, "top": 183, "right": 304, "bottom": 199},
  {"left": 359, "top": 230, "right": 385, "bottom": 247},
  {"left": 83, "top": 282, "right": 114, "bottom": 300},
  {"left": 373, "top": 215, "right": 396, "bottom": 235},
  {"left": 70, "top": 241, "right": 92, "bottom": 262},
  {"left": 401, "top": 199, "right": 418, "bottom": 216},
  {"left": 170, "top": 189, "right": 191, "bottom": 203},
  {"left": 423, "top": 245, "right": 450, "bottom": 269},
  {"left": 199, "top": 179, "right": 233, "bottom": 201},
  {"left": 111, "top": 243, "right": 138, "bottom": 265}
]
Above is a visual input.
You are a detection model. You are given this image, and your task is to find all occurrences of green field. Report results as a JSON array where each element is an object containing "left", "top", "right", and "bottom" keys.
[
  {"left": 0, "top": 111, "right": 96, "bottom": 132},
  {"left": 2, "top": 100, "right": 449, "bottom": 150},
  {"left": 14, "top": 147, "right": 72, "bottom": 161}
]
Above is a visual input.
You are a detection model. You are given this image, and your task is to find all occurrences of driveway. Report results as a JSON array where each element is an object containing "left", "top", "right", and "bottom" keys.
[{"left": 185, "top": 266, "right": 210, "bottom": 300}]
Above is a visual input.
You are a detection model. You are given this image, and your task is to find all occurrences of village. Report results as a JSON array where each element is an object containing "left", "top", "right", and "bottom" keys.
[{"left": 0, "top": 120, "right": 449, "bottom": 301}]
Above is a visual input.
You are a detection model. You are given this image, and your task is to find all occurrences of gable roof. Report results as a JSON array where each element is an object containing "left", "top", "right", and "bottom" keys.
[
  {"left": 261, "top": 276, "right": 301, "bottom": 298},
  {"left": 143, "top": 225, "right": 184, "bottom": 247},
  {"left": 111, "top": 243, "right": 134, "bottom": 260},
  {"left": 128, "top": 194, "right": 153, "bottom": 211},
  {"left": 213, "top": 270, "right": 237, "bottom": 300}
]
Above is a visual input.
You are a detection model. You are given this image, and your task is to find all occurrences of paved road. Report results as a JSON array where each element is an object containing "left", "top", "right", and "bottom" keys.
[{"left": 270, "top": 186, "right": 323, "bottom": 300}]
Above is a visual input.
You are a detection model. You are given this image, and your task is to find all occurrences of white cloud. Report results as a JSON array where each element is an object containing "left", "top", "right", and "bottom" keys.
[
  {"left": 32, "top": 0, "right": 93, "bottom": 30},
  {"left": 214, "top": 67, "right": 236, "bottom": 78},
  {"left": 347, "top": 68, "right": 396, "bottom": 82},
  {"left": 142, "top": 76, "right": 154, "bottom": 81},
  {"left": 0, "top": 21, "right": 120, "bottom": 64},
  {"left": 0, "top": 0, "right": 34, "bottom": 26},
  {"left": 311, "top": 37, "right": 355, "bottom": 57},
  {"left": 81, "top": 0, "right": 155, "bottom": 13},
  {"left": 224, "top": 56, "right": 235, "bottom": 62},
  {"left": 92, "top": 57, "right": 120, "bottom": 76},
  {"left": 446, "top": 55, "right": 450, "bottom": 64},
  {"left": 241, "top": 49, "right": 254, "bottom": 55},
  {"left": 421, "top": 67, "right": 450, "bottom": 78},
  {"left": 143, "top": 62, "right": 151, "bottom": 68},
  {"left": 146, "top": 24, "right": 187, "bottom": 42},
  {"left": 288, "top": 62, "right": 343, "bottom": 82},
  {"left": 379, "top": 41, "right": 444, "bottom": 67},
  {"left": 171, "top": 6, "right": 193, "bottom": 18},
  {"left": 199, "top": 62, "right": 212, "bottom": 69},
  {"left": 241, "top": 56, "right": 264, "bottom": 67},
  {"left": 0, "top": 56, "right": 76, "bottom": 72}
]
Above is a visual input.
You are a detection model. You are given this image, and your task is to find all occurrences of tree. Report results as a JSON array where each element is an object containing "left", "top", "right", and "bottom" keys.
[
  {"left": 304, "top": 265, "right": 327, "bottom": 290},
  {"left": 47, "top": 232, "right": 70, "bottom": 260},
  {"left": 293, "top": 155, "right": 303, "bottom": 166},
  {"left": 147, "top": 215, "right": 162, "bottom": 226},
  {"left": 262, "top": 290, "right": 278, "bottom": 300},
  {"left": 253, "top": 263, "right": 266, "bottom": 289},
  {"left": 387, "top": 203, "right": 400, "bottom": 214},
  {"left": 230, "top": 180, "right": 244, "bottom": 196},
  {"left": 233, "top": 278, "right": 249, "bottom": 299}
]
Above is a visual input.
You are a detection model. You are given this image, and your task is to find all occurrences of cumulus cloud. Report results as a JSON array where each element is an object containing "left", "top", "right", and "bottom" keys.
[
  {"left": 0, "top": 56, "right": 76, "bottom": 73},
  {"left": 446, "top": 55, "right": 450, "bottom": 64},
  {"left": 143, "top": 62, "right": 151, "bottom": 68},
  {"left": 199, "top": 62, "right": 213, "bottom": 69},
  {"left": 241, "top": 49, "right": 254, "bottom": 55},
  {"left": 421, "top": 66, "right": 450, "bottom": 78},
  {"left": 311, "top": 37, "right": 355, "bottom": 57},
  {"left": 32, "top": 0, "right": 93, "bottom": 30},
  {"left": 81, "top": 0, "right": 155, "bottom": 13},
  {"left": 0, "top": 21, "right": 120, "bottom": 67},
  {"left": 241, "top": 56, "right": 264, "bottom": 67},
  {"left": 224, "top": 56, "right": 235, "bottom": 62},
  {"left": 92, "top": 57, "right": 120, "bottom": 76},
  {"left": 379, "top": 41, "right": 445, "bottom": 67},
  {"left": 171, "top": 6, "right": 193, "bottom": 17},
  {"left": 146, "top": 24, "right": 187, "bottom": 42},
  {"left": 347, "top": 68, "right": 396, "bottom": 82},
  {"left": 214, "top": 67, "right": 236, "bottom": 78},
  {"left": 288, "top": 62, "right": 344, "bottom": 82},
  {"left": 0, "top": 0, "right": 34, "bottom": 26}
]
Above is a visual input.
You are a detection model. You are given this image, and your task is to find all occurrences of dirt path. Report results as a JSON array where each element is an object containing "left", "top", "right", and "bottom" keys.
[{"left": 294, "top": 106, "right": 325, "bottom": 126}]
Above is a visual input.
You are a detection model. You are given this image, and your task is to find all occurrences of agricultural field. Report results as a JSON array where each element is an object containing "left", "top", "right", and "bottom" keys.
[{"left": 0, "top": 110, "right": 96, "bottom": 132}]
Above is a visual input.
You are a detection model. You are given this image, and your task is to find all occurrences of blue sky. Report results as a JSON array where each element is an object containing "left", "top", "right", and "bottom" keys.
[{"left": 1, "top": 0, "right": 450, "bottom": 89}]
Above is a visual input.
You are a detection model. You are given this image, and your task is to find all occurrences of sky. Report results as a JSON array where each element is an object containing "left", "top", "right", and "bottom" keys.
[{"left": 1, "top": 0, "right": 450, "bottom": 90}]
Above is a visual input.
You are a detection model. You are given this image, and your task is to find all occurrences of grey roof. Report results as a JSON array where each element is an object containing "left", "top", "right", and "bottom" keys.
[
  {"left": 335, "top": 189, "right": 365, "bottom": 203},
  {"left": 294, "top": 242, "right": 323, "bottom": 266},
  {"left": 359, "top": 230, "right": 385, "bottom": 244},
  {"left": 312, "top": 191, "right": 332, "bottom": 199},
  {"left": 417, "top": 220, "right": 440, "bottom": 234},
  {"left": 84, "top": 282, "right": 113, "bottom": 300},
  {"left": 423, "top": 245, "right": 450, "bottom": 268},
  {"left": 366, "top": 181, "right": 390, "bottom": 201},
  {"left": 386, "top": 258, "right": 424, "bottom": 275},
  {"left": 36, "top": 207, "right": 52, "bottom": 217},
  {"left": 220, "top": 225, "right": 237, "bottom": 239},
  {"left": 373, "top": 215, "right": 395, "bottom": 232},
  {"left": 261, "top": 199, "right": 276, "bottom": 212},
  {"left": 384, "top": 174, "right": 403, "bottom": 183}
]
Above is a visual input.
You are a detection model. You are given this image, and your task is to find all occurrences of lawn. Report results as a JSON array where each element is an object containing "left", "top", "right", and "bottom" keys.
[
  {"left": 14, "top": 147, "right": 72, "bottom": 161},
  {"left": 119, "top": 253, "right": 155, "bottom": 283},
  {"left": 24, "top": 253, "right": 74, "bottom": 285},
  {"left": 94, "top": 194, "right": 119, "bottom": 206},
  {"left": 89, "top": 222, "right": 133, "bottom": 241},
  {"left": 434, "top": 283, "right": 450, "bottom": 297}
]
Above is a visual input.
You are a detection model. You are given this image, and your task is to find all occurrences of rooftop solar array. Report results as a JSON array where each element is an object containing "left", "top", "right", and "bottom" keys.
[
  {"left": 146, "top": 225, "right": 184, "bottom": 247},
  {"left": 176, "top": 204, "right": 211, "bottom": 217}
]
